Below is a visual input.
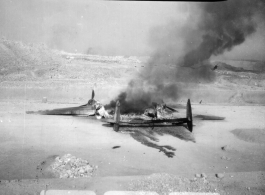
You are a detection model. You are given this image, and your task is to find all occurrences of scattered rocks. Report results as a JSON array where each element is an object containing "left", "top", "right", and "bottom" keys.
[
  {"left": 221, "top": 145, "right": 228, "bottom": 151},
  {"left": 50, "top": 154, "right": 97, "bottom": 179},
  {"left": 0, "top": 180, "right": 9, "bottom": 184},
  {"left": 216, "top": 173, "right": 224, "bottom": 179},
  {"left": 221, "top": 156, "right": 231, "bottom": 160},
  {"left": 195, "top": 173, "right": 207, "bottom": 178},
  {"left": 190, "top": 178, "right": 197, "bottom": 182}
]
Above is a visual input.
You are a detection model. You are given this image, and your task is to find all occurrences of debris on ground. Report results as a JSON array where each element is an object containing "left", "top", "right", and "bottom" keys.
[
  {"left": 143, "top": 102, "right": 176, "bottom": 120},
  {"left": 221, "top": 145, "right": 228, "bottom": 151},
  {"left": 112, "top": 146, "right": 121, "bottom": 149},
  {"left": 216, "top": 173, "right": 224, "bottom": 179},
  {"left": 195, "top": 173, "right": 207, "bottom": 178},
  {"left": 119, "top": 112, "right": 175, "bottom": 122},
  {"left": 221, "top": 156, "right": 231, "bottom": 161},
  {"left": 93, "top": 101, "right": 109, "bottom": 119},
  {"left": 144, "top": 108, "right": 157, "bottom": 119},
  {"left": 50, "top": 154, "right": 97, "bottom": 178}
]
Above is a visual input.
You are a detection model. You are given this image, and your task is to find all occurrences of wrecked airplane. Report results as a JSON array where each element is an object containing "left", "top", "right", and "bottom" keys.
[
  {"left": 144, "top": 102, "right": 178, "bottom": 119},
  {"left": 104, "top": 99, "right": 194, "bottom": 132},
  {"left": 27, "top": 90, "right": 225, "bottom": 133},
  {"left": 26, "top": 90, "right": 109, "bottom": 119}
]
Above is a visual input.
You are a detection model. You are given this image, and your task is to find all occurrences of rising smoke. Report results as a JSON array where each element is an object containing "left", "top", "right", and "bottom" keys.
[{"left": 107, "top": 0, "right": 265, "bottom": 113}]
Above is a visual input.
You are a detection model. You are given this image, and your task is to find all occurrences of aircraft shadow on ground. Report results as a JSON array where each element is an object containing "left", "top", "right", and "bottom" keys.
[{"left": 103, "top": 124, "right": 195, "bottom": 158}]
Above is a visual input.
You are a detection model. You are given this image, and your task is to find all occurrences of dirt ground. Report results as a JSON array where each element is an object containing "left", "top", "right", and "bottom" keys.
[
  {"left": 1, "top": 100, "right": 265, "bottom": 194},
  {"left": 0, "top": 40, "right": 265, "bottom": 195}
]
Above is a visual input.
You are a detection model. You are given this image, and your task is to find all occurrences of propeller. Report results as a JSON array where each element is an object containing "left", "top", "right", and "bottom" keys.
[
  {"left": 165, "top": 105, "right": 178, "bottom": 112},
  {"left": 91, "top": 89, "right": 95, "bottom": 100}
]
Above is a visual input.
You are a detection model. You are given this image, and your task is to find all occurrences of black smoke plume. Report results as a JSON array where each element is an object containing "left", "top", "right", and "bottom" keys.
[
  {"left": 183, "top": 0, "right": 265, "bottom": 67},
  {"left": 107, "top": 0, "right": 265, "bottom": 113}
]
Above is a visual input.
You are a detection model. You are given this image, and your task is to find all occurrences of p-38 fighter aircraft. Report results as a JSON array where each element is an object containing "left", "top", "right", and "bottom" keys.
[{"left": 27, "top": 90, "right": 225, "bottom": 132}]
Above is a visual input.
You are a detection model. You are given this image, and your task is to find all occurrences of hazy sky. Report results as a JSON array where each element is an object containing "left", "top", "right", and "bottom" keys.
[
  {"left": 0, "top": 0, "right": 265, "bottom": 60},
  {"left": 0, "top": 0, "right": 186, "bottom": 56}
]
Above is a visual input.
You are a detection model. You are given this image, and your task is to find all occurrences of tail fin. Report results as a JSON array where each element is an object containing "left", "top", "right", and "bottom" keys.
[
  {"left": 186, "top": 99, "right": 193, "bottom": 132},
  {"left": 113, "top": 100, "right": 121, "bottom": 132}
]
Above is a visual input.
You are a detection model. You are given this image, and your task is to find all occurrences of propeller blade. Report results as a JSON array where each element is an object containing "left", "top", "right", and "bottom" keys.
[
  {"left": 91, "top": 89, "right": 95, "bottom": 100},
  {"left": 165, "top": 105, "right": 178, "bottom": 112}
]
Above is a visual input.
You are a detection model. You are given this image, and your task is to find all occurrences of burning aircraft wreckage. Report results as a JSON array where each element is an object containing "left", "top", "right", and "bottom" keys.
[{"left": 27, "top": 90, "right": 225, "bottom": 133}]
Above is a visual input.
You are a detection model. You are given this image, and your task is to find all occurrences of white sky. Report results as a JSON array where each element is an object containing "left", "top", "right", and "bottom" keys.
[
  {"left": 0, "top": 0, "right": 264, "bottom": 60},
  {"left": 0, "top": 0, "right": 188, "bottom": 55}
]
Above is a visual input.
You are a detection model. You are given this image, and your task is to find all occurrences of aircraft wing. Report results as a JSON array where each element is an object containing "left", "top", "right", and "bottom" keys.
[{"left": 27, "top": 105, "right": 94, "bottom": 115}]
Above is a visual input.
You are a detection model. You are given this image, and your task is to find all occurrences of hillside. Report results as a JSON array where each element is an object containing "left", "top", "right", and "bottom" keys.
[
  {"left": 0, "top": 39, "right": 265, "bottom": 104},
  {"left": 0, "top": 38, "right": 62, "bottom": 82},
  {"left": 212, "top": 61, "right": 265, "bottom": 89},
  {"left": 0, "top": 39, "right": 140, "bottom": 88}
]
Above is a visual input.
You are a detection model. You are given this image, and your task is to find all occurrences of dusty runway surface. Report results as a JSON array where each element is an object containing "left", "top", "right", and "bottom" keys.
[{"left": 1, "top": 102, "right": 265, "bottom": 180}]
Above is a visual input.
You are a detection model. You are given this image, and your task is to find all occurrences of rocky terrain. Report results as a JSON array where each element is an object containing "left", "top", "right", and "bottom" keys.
[
  {"left": 0, "top": 38, "right": 141, "bottom": 88},
  {"left": 1, "top": 38, "right": 265, "bottom": 105}
]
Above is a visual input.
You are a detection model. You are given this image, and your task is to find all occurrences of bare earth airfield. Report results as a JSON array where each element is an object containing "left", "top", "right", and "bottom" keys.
[{"left": 0, "top": 39, "right": 265, "bottom": 194}]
